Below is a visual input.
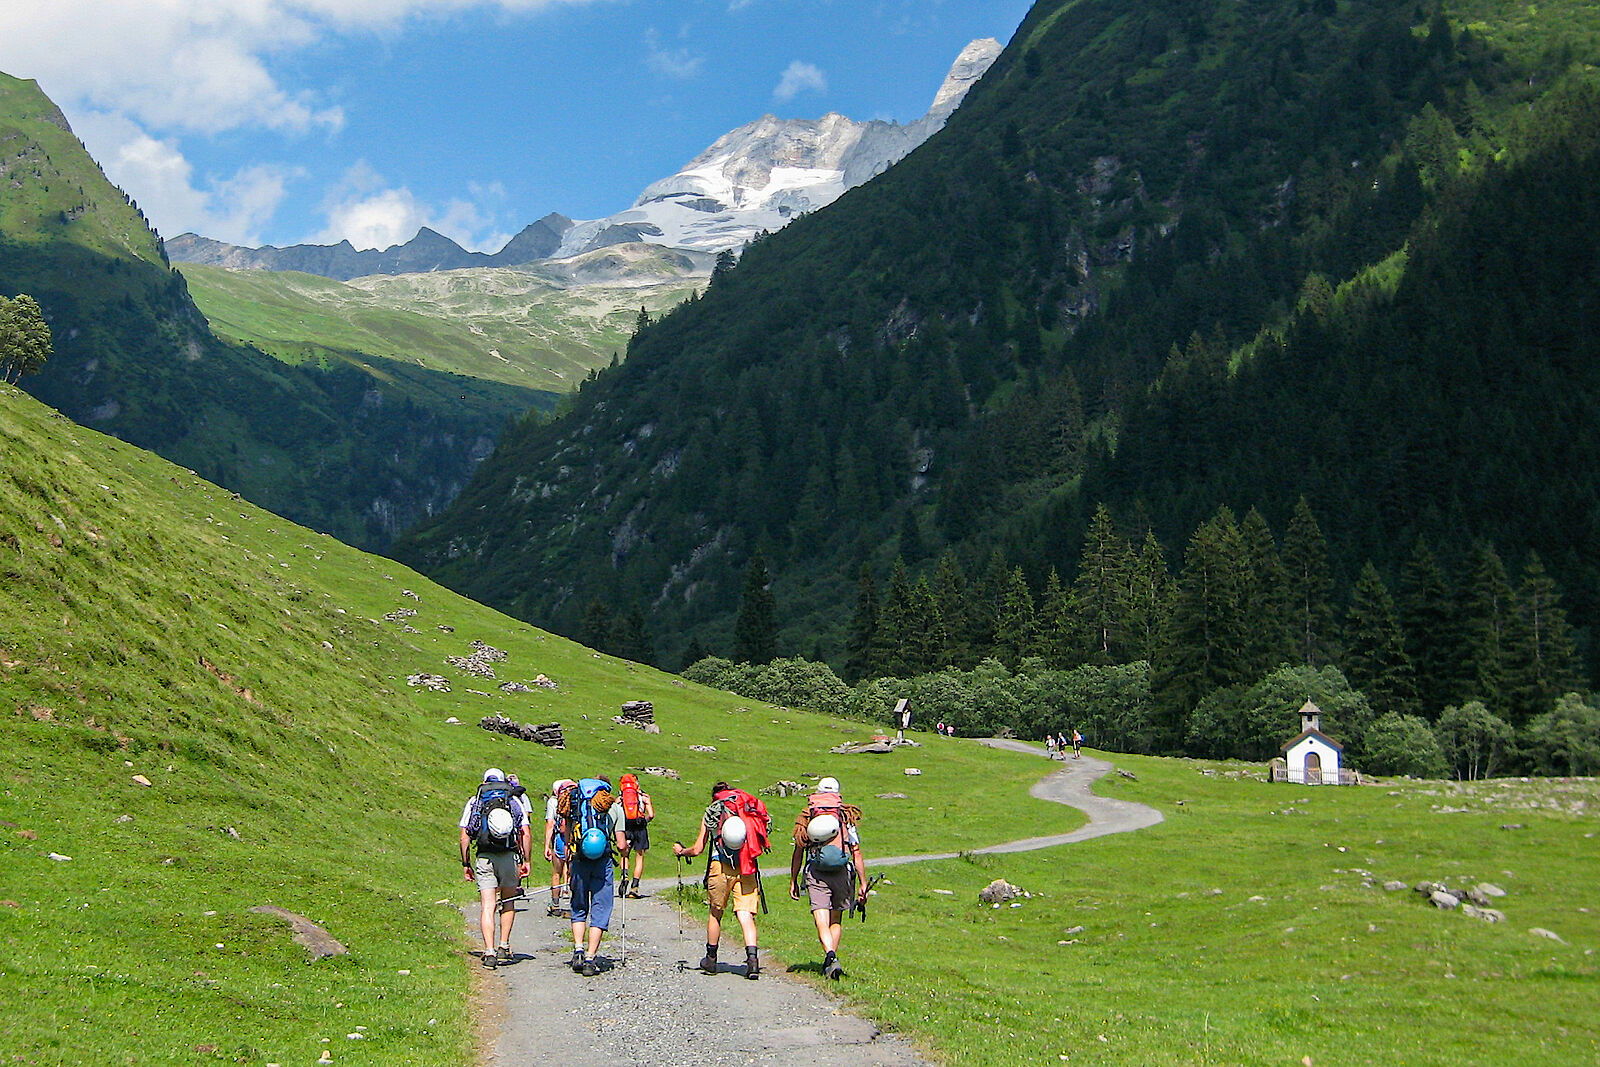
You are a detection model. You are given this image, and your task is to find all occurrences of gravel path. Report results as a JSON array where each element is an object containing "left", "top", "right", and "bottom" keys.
[{"left": 474, "top": 744, "right": 1161, "bottom": 1067}]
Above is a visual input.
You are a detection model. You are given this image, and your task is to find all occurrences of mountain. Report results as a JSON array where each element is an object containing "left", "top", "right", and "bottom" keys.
[
  {"left": 393, "top": 0, "right": 1600, "bottom": 693},
  {"left": 0, "top": 71, "right": 551, "bottom": 550},
  {"left": 166, "top": 213, "right": 575, "bottom": 280},
  {"left": 165, "top": 39, "right": 1001, "bottom": 280}
]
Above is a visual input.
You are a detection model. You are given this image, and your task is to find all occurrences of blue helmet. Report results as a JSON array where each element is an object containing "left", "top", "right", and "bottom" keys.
[{"left": 580, "top": 826, "right": 609, "bottom": 860}]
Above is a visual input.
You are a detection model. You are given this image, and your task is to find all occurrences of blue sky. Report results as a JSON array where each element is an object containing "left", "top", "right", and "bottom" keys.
[{"left": 2, "top": 1, "right": 1034, "bottom": 252}]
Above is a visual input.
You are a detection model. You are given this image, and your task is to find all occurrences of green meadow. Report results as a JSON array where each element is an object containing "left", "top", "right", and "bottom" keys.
[{"left": 0, "top": 381, "right": 1074, "bottom": 1064}]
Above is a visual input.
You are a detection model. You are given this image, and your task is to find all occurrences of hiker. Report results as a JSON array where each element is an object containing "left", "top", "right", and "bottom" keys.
[
  {"left": 559, "top": 776, "right": 627, "bottom": 976},
  {"left": 1072, "top": 729, "right": 1083, "bottom": 759},
  {"left": 616, "top": 773, "right": 654, "bottom": 899},
  {"left": 673, "top": 780, "right": 771, "bottom": 979},
  {"left": 789, "top": 775, "right": 867, "bottom": 980},
  {"left": 543, "top": 778, "right": 576, "bottom": 915},
  {"left": 936, "top": 720, "right": 946, "bottom": 736},
  {"left": 458, "top": 767, "right": 532, "bottom": 968},
  {"left": 1046, "top": 733, "right": 1058, "bottom": 758}
]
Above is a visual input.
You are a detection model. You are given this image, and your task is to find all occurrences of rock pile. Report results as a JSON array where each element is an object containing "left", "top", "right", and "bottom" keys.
[
  {"left": 478, "top": 714, "right": 565, "bottom": 748},
  {"left": 979, "top": 879, "right": 1024, "bottom": 904},
  {"left": 447, "top": 641, "right": 507, "bottom": 680},
  {"left": 614, "top": 700, "right": 659, "bottom": 732},
  {"left": 764, "top": 780, "right": 807, "bottom": 798},
  {"left": 407, "top": 673, "right": 450, "bottom": 692},
  {"left": 1406, "top": 879, "right": 1509, "bottom": 923}
]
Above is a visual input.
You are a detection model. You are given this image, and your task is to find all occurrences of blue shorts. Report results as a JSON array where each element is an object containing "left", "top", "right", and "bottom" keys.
[
  {"left": 568, "top": 858, "right": 615, "bottom": 929},
  {"left": 552, "top": 834, "right": 568, "bottom": 861}
]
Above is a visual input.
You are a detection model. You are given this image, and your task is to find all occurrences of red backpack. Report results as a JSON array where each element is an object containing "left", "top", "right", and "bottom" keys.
[
  {"left": 620, "top": 773, "right": 642, "bottom": 820},
  {"left": 712, "top": 787, "right": 771, "bottom": 876}
]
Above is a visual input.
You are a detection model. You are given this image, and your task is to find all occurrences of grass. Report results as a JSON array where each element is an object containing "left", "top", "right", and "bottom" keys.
[
  {"left": 176, "top": 261, "right": 704, "bottom": 394},
  {"left": 0, "top": 381, "right": 1071, "bottom": 1064}
]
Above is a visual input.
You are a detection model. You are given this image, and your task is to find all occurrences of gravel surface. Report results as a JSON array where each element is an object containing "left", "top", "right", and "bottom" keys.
[{"left": 474, "top": 744, "right": 1161, "bottom": 1067}]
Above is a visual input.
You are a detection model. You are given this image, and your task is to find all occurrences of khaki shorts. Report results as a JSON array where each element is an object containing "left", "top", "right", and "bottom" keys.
[
  {"left": 473, "top": 851, "right": 521, "bottom": 892},
  {"left": 805, "top": 863, "right": 854, "bottom": 913},
  {"left": 706, "top": 859, "right": 760, "bottom": 915}
]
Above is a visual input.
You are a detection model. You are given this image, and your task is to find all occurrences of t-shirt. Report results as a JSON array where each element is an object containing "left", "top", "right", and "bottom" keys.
[{"left": 545, "top": 795, "right": 559, "bottom": 823}]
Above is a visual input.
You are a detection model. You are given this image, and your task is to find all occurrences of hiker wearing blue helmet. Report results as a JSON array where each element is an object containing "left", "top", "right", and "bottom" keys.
[
  {"left": 558, "top": 775, "right": 626, "bottom": 976},
  {"left": 459, "top": 768, "right": 532, "bottom": 968}
]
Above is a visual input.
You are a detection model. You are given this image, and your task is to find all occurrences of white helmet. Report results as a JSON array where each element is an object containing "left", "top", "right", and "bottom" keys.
[
  {"left": 817, "top": 776, "right": 840, "bottom": 794},
  {"left": 485, "top": 807, "right": 515, "bottom": 838},
  {"left": 719, "top": 815, "right": 748, "bottom": 851},
  {"left": 806, "top": 812, "right": 841, "bottom": 844},
  {"left": 483, "top": 767, "right": 506, "bottom": 782}
]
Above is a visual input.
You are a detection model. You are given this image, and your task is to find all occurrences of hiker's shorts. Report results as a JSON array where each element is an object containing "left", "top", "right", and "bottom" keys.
[
  {"left": 551, "top": 834, "right": 568, "bottom": 862},
  {"left": 706, "top": 859, "right": 760, "bottom": 915},
  {"left": 624, "top": 820, "right": 650, "bottom": 852},
  {"left": 568, "top": 858, "right": 615, "bottom": 929},
  {"left": 473, "top": 851, "right": 520, "bottom": 891},
  {"left": 804, "top": 864, "right": 854, "bottom": 913}
]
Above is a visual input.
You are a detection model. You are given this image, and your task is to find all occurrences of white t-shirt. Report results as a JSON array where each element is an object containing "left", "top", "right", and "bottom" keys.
[{"left": 545, "top": 795, "right": 559, "bottom": 822}]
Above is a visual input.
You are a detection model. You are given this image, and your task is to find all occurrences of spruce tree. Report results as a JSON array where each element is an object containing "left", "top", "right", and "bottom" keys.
[
  {"left": 995, "top": 566, "right": 1037, "bottom": 668},
  {"left": 1072, "top": 503, "right": 1133, "bottom": 664},
  {"left": 578, "top": 599, "right": 613, "bottom": 653},
  {"left": 1507, "top": 552, "right": 1584, "bottom": 725},
  {"left": 1282, "top": 497, "right": 1337, "bottom": 668},
  {"left": 1398, "top": 538, "right": 1468, "bottom": 717},
  {"left": 732, "top": 551, "right": 778, "bottom": 664},
  {"left": 843, "top": 563, "right": 879, "bottom": 682},
  {"left": 1342, "top": 562, "right": 1418, "bottom": 716},
  {"left": 1239, "top": 507, "right": 1292, "bottom": 676},
  {"left": 1460, "top": 542, "right": 1515, "bottom": 718},
  {"left": 933, "top": 551, "right": 973, "bottom": 667},
  {"left": 1124, "top": 530, "right": 1174, "bottom": 665},
  {"left": 1034, "top": 567, "right": 1073, "bottom": 668},
  {"left": 904, "top": 576, "right": 947, "bottom": 674},
  {"left": 1154, "top": 506, "right": 1252, "bottom": 746},
  {"left": 876, "top": 557, "right": 916, "bottom": 677}
]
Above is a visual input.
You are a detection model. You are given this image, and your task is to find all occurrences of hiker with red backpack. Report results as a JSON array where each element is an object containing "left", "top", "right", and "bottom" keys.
[
  {"left": 789, "top": 775, "right": 867, "bottom": 980},
  {"left": 556, "top": 776, "right": 627, "bottom": 976},
  {"left": 458, "top": 768, "right": 532, "bottom": 968},
  {"left": 672, "top": 780, "right": 771, "bottom": 979},
  {"left": 616, "top": 773, "right": 654, "bottom": 899}
]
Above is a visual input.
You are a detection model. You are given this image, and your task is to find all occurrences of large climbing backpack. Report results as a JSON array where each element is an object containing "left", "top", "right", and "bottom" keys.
[
  {"left": 470, "top": 779, "right": 523, "bottom": 854},
  {"left": 793, "top": 790, "right": 860, "bottom": 873},
  {"left": 710, "top": 787, "right": 771, "bottom": 876},
  {"left": 620, "top": 773, "right": 643, "bottom": 822},
  {"left": 561, "top": 777, "right": 615, "bottom": 861}
]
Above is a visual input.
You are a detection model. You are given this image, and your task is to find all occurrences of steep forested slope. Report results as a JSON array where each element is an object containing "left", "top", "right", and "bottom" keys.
[
  {"left": 396, "top": 0, "right": 1600, "bottom": 681},
  {"left": 0, "top": 73, "right": 552, "bottom": 550}
]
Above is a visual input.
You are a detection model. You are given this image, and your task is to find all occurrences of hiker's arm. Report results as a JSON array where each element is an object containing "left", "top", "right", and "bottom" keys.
[
  {"left": 459, "top": 828, "right": 473, "bottom": 881},
  {"left": 519, "top": 820, "right": 533, "bottom": 874},
  {"left": 789, "top": 845, "right": 802, "bottom": 900},
  {"left": 642, "top": 794, "right": 655, "bottom": 820},
  {"left": 852, "top": 844, "right": 868, "bottom": 901},
  {"left": 543, "top": 817, "right": 555, "bottom": 861},
  {"left": 674, "top": 823, "right": 708, "bottom": 858}
]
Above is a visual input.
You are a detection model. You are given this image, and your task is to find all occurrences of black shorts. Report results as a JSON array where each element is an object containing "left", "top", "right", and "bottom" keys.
[{"left": 623, "top": 819, "right": 650, "bottom": 851}]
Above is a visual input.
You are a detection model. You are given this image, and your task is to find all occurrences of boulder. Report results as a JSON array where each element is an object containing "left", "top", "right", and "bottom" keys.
[
  {"left": 1429, "top": 890, "right": 1461, "bottom": 910},
  {"left": 251, "top": 905, "right": 347, "bottom": 960},
  {"left": 979, "top": 879, "right": 1023, "bottom": 904}
]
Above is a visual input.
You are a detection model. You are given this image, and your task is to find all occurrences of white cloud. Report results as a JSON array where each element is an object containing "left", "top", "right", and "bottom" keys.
[
  {"left": 314, "top": 163, "right": 508, "bottom": 251},
  {"left": 645, "top": 28, "right": 703, "bottom": 80},
  {"left": 773, "top": 60, "right": 826, "bottom": 103},
  {"left": 71, "top": 111, "right": 296, "bottom": 246}
]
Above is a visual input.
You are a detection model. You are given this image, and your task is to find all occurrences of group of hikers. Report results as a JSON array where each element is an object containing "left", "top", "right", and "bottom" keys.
[
  {"left": 458, "top": 768, "right": 870, "bottom": 981},
  {"left": 1047, "top": 729, "right": 1084, "bottom": 759}
]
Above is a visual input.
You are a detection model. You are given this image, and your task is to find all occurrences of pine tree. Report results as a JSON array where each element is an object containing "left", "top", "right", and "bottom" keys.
[
  {"left": 680, "top": 636, "right": 711, "bottom": 673},
  {"left": 1239, "top": 507, "right": 1293, "bottom": 676},
  {"left": 1506, "top": 552, "right": 1584, "bottom": 725},
  {"left": 1034, "top": 567, "right": 1073, "bottom": 667},
  {"left": 732, "top": 551, "right": 778, "bottom": 664},
  {"left": 1342, "top": 562, "right": 1417, "bottom": 715},
  {"left": 578, "top": 599, "right": 613, "bottom": 653},
  {"left": 611, "top": 606, "right": 655, "bottom": 666},
  {"left": 932, "top": 551, "right": 973, "bottom": 667},
  {"left": 1399, "top": 538, "right": 1467, "bottom": 718},
  {"left": 1282, "top": 497, "right": 1337, "bottom": 668},
  {"left": 843, "top": 563, "right": 879, "bottom": 682},
  {"left": 904, "top": 576, "right": 947, "bottom": 674},
  {"left": 1154, "top": 506, "right": 1252, "bottom": 746},
  {"left": 1460, "top": 542, "right": 1515, "bottom": 718},
  {"left": 876, "top": 557, "right": 916, "bottom": 676},
  {"left": 1072, "top": 503, "right": 1133, "bottom": 664},
  {"left": 1124, "top": 530, "right": 1174, "bottom": 665},
  {"left": 995, "top": 566, "right": 1036, "bottom": 668}
]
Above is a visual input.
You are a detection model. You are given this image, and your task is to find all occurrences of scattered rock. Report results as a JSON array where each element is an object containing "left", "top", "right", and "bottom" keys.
[
  {"left": 616, "top": 701, "right": 656, "bottom": 728},
  {"left": 1116, "top": 768, "right": 1138, "bottom": 780},
  {"left": 903, "top": 768, "right": 922, "bottom": 776},
  {"left": 1475, "top": 883, "right": 1507, "bottom": 898},
  {"left": 478, "top": 714, "right": 564, "bottom": 748},
  {"left": 407, "top": 673, "right": 450, "bottom": 692},
  {"left": 499, "top": 681, "right": 533, "bottom": 694},
  {"left": 831, "top": 740, "right": 894, "bottom": 755},
  {"left": 1383, "top": 881, "right": 1408, "bottom": 892},
  {"left": 643, "top": 766, "right": 680, "bottom": 780},
  {"left": 251, "top": 905, "right": 348, "bottom": 960},
  {"left": 1462, "top": 905, "right": 1506, "bottom": 923},
  {"left": 876, "top": 792, "right": 909, "bottom": 799},
  {"left": 932, "top": 889, "right": 955, "bottom": 895},
  {"left": 444, "top": 717, "right": 460, "bottom": 725},
  {"left": 1530, "top": 927, "right": 1567, "bottom": 944},
  {"left": 979, "top": 879, "right": 1023, "bottom": 904},
  {"left": 690, "top": 744, "right": 717, "bottom": 753},
  {"left": 763, "top": 780, "right": 807, "bottom": 798},
  {"left": 1430, "top": 890, "right": 1461, "bottom": 910},
  {"left": 115, "top": 814, "right": 133, "bottom": 824},
  {"left": 437, "top": 624, "right": 455, "bottom": 633},
  {"left": 1501, "top": 823, "right": 1526, "bottom": 831},
  {"left": 531, "top": 674, "right": 558, "bottom": 690},
  {"left": 132, "top": 774, "right": 152, "bottom": 787},
  {"left": 48, "top": 852, "right": 72, "bottom": 862}
]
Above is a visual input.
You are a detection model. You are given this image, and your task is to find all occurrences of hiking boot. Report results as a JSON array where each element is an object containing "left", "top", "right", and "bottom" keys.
[
  {"left": 744, "top": 956, "right": 760, "bottom": 980},
  {"left": 580, "top": 957, "right": 600, "bottom": 977},
  {"left": 823, "top": 954, "right": 842, "bottom": 980},
  {"left": 569, "top": 949, "right": 585, "bottom": 973},
  {"left": 699, "top": 955, "right": 718, "bottom": 975},
  {"left": 481, "top": 951, "right": 498, "bottom": 969},
  {"left": 496, "top": 944, "right": 513, "bottom": 962}
]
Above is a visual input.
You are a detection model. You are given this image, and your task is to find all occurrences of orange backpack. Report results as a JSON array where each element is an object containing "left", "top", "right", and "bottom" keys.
[{"left": 620, "top": 773, "right": 642, "bottom": 820}]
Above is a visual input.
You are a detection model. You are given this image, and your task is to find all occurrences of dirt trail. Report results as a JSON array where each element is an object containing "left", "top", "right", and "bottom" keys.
[{"left": 475, "top": 745, "right": 1161, "bottom": 1067}]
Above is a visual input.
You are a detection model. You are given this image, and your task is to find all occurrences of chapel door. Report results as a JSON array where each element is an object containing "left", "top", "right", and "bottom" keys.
[{"left": 1305, "top": 751, "right": 1322, "bottom": 785}]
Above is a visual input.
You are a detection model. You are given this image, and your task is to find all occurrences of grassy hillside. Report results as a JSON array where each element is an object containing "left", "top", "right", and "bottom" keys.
[
  {"left": 0, "top": 381, "right": 1073, "bottom": 1064},
  {"left": 178, "top": 253, "right": 707, "bottom": 394}
]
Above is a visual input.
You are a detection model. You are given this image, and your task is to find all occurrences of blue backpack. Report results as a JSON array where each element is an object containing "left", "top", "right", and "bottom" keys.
[
  {"left": 469, "top": 781, "right": 522, "bottom": 854},
  {"left": 564, "top": 778, "right": 615, "bottom": 861}
]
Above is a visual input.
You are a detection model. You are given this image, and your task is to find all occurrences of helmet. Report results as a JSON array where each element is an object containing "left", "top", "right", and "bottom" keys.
[
  {"left": 483, "top": 767, "right": 506, "bottom": 782},
  {"left": 486, "top": 807, "right": 515, "bottom": 838},
  {"left": 580, "top": 826, "right": 609, "bottom": 860},
  {"left": 806, "top": 812, "right": 841, "bottom": 844},
  {"left": 817, "top": 776, "right": 840, "bottom": 794},
  {"left": 719, "top": 815, "right": 748, "bottom": 852}
]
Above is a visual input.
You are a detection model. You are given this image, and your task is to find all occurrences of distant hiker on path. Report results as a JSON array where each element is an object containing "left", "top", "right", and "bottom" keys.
[
  {"left": 1046, "top": 734, "right": 1058, "bottom": 757},
  {"left": 544, "top": 778, "right": 575, "bottom": 916},
  {"left": 617, "top": 773, "right": 655, "bottom": 899},
  {"left": 459, "top": 768, "right": 531, "bottom": 968},
  {"left": 559, "top": 776, "right": 626, "bottom": 976},
  {"left": 673, "top": 781, "right": 772, "bottom": 979},
  {"left": 1072, "top": 729, "right": 1083, "bottom": 759},
  {"left": 789, "top": 776, "right": 867, "bottom": 980}
]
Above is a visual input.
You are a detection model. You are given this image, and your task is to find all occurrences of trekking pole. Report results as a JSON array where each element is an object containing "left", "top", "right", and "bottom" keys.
[
  {"left": 674, "top": 850, "right": 688, "bottom": 972},
  {"left": 616, "top": 856, "right": 628, "bottom": 968}
]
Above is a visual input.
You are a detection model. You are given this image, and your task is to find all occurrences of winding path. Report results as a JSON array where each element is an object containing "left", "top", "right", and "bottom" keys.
[{"left": 475, "top": 744, "right": 1162, "bottom": 1067}]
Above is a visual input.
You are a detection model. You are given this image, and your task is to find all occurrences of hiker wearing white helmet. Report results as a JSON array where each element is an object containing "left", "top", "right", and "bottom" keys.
[
  {"left": 673, "top": 780, "right": 771, "bottom": 979},
  {"left": 459, "top": 768, "right": 532, "bottom": 968},
  {"left": 789, "top": 775, "right": 866, "bottom": 980}
]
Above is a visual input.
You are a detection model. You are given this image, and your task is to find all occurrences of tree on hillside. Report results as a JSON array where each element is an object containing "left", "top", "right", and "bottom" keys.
[
  {"left": 1399, "top": 538, "right": 1469, "bottom": 717},
  {"left": 1072, "top": 503, "right": 1133, "bottom": 664},
  {"left": 0, "top": 294, "right": 52, "bottom": 384},
  {"left": 732, "top": 551, "right": 778, "bottom": 664},
  {"left": 1523, "top": 692, "right": 1600, "bottom": 776},
  {"left": 1342, "top": 562, "right": 1418, "bottom": 716},
  {"left": 843, "top": 563, "right": 879, "bottom": 682},
  {"left": 1460, "top": 542, "right": 1516, "bottom": 718},
  {"left": 1434, "top": 700, "right": 1514, "bottom": 781},
  {"left": 994, "top": 566, "right": 1036, "bottom": 668},
  {"left": 1282, "top": 497, "right": 1337, "bottom": 668},
  {"left": 1507, "top": 553, "right": 1584, "bottom": 725},
  {"left": 1239, "top": 507, "right": 1293, "bottom": 677}
]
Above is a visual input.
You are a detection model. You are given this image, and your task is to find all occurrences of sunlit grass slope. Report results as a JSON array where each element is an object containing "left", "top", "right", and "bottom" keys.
[{"left": 0, "top": 380, "right": 1073, "bottom": 1064}]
